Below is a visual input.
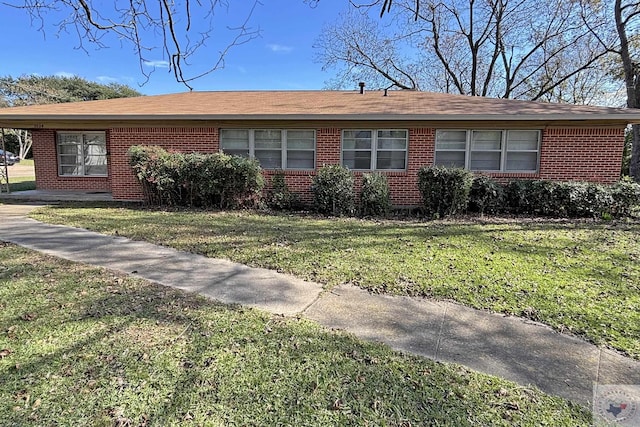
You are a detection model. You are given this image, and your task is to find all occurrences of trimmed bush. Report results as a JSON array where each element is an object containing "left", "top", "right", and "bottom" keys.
[
  {"left": 468, "top": 176, "right": 504, "bottom": 215},
  {"left": 128, "top": 145, "right": 264, "bottom": 208},
  {"left": 267, "top": 171, "right": 300, "bottom": 210},
  {"left": 360, "top": 173, "right": 391, "bottom": 217},
  {"left": 610, "top": 177, "right": 640, "bottom": 217},
  {"left": 417, "top": 166, "right": 473, "bottom": 218},
  {"left": 311, "top": 164, "right": 355, "bottom": 216}
]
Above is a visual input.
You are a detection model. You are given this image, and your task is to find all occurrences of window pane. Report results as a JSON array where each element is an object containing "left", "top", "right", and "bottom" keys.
[
  {"left": 221, "top": 129, "right": 249, "bottom": 140},
  {"left": 378, "top": 138, "right": 407, "bottom": 150},
  {"left": 506, "top": 152, "right": 538, "bottom": 171},
  {"left": 378, "top": 130, "right": 407, "bottom": 139},
  {"left": 255, "top": 130, "right": 282, "bottom": 149},
  {"left": 434, "top": 151, "right": 465, "bottom": 168},
  {"left": 255, "top": 150, "right": 282, "bottom": 169},
  {"left": 59, "top": 154, "right": 81, "bottom": 165},
  {"left": 376, "top": 151, "right": 406, "bottom": 169},
  {"left": 287, "top": 138, "right": 314, "bottom": 150},
  {"left": 286, "top": 150, "right": 314, "bottom": 169},
  {"left": 436, "top": 130, "right": 466, "bottom": 150},
  {"left": 507, "top": 131, "right": 539, "bottom": 151},
  {"left": 58, "top": 133, "right": 82, "bottom": 145},
  {"left": 85, "top": 133, "right": 106, "bottom": 145},
  {"left": 472, "top": 131, "right": 502, "bottom": 150},
  {"left": 343, "top": 151, "right": 371, "bottom": 169},
  {"left": 470, "top": 151, "right": 501, "bottom": 170},
  {"left": 288, "top": 130, "right": 314, "bottom": 141},
  {"left": 343, "top": 130, "right": 372, "bottom": 150},
  {"left": 220, "top": 130, "right": 249, "bottom": 150},
  {"left": 60, "top": 165, "right": 82, "bottom": 175},
  {"left": 59, "top": 144, "right": 81, "bottom": 155}
]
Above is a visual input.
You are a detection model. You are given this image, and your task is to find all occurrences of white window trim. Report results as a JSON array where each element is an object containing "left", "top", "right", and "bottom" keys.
[
  {"left": 435, "top": 129, "right": 540, "bottom": 173},
  {"left": 56, "top": 131, "right": 108, "bottom": 177},
  {"left": 220, "top": 129, "right": 316, "bottom": 170},
  {"left": 341, "top": 129, "right": 409, "bottom": 171}
]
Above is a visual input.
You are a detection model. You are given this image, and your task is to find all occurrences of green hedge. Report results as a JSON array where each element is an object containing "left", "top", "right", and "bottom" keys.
[
  {"left": 128, "top": 145, "right": 264, "bottom": 208},
  {"left": 311, "top": 164, "right": 355, "bottom": 216},
  {"left": 360, "top": 173, "right": 391, "bottom": 217},
  {"left": 417, "top": 166, "right": 474, "bottom": 218}
]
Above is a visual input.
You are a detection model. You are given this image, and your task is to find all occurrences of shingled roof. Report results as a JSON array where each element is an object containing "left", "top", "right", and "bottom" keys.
[{"left": 0, "top": 90, "right": 639, "bottom": 127}]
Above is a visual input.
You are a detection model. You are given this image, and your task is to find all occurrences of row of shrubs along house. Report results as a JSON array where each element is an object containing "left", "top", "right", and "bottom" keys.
[{"left": 0, "top": 89, "right": 638, "bottom": 206}]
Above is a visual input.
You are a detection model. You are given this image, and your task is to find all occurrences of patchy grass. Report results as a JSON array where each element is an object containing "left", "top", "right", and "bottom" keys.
[
  {"left": 31, "top": 206, "right": 640, "bottom": 360},
  {"left": 0, "top": 243, "right": 590, "bottom": 425}
]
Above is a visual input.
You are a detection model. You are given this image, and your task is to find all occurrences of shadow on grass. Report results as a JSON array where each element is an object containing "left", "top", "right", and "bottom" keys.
[{"left": 0, "top": 244, "right": 590, "bottom": 426}]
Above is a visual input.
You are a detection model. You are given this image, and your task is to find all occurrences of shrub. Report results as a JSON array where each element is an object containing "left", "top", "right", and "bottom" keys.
[
  {"left": 311, "top": 164, "right": 355, "bottom": 216},
  {"left": 360, "top": 173, "right": 391, "bottom": 217},
  {"left": 128, "top": 145, "right": 264, "bottom": 208},
  {"left": 610, "top": 177, "right": 640, "bottom": 217},
  {"left": 128, "top": 145, "right": 181, "bottom": 205},
  {"left": 417, "top": 166, "right": 473, "bottom": 218},
  {"left": 267, "top": 171, "right": 300, "bottom": 210},
  {"left": 468, "top": 176, "right": 504, "bottom": 215}
]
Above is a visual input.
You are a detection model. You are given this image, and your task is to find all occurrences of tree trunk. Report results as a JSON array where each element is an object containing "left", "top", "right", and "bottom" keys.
[{"left": 615, "top": 0, "right": 640, "bottom": 181}]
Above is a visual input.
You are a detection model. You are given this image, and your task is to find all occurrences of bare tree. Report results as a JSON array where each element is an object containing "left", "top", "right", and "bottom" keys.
[
  {"left": 4, "top": 0, "right": 263, "bottom": 90},
  {"left": 5, "top": 129, "right": 32, "bottom": 161},
  {"left": 317, "top": 0, "right": 615, "bottom": 103},
  {"left": 614, "top": 0, "right": 640, "bottom": 180}
]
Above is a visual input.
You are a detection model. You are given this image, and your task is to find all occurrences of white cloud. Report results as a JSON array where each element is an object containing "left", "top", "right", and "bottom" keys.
[
  {"left": 266, "top": 43, "right": 293, "bottom": 54},
  {"left": 143, "top": 60, "right": 170, "bottom": 69},
  {"left": 55, "top": 71, "right": 76, "bottom": 78},
  {"left": 96, "top": 75, "right": 120, "bottom": 84}
]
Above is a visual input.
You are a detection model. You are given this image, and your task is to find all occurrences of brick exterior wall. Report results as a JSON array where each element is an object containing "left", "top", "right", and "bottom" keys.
[
  {"left": 32, "top": 125, "right": 626, "bottom": 206},
  {"left": 31, "top": 129, "right": 111, "bottom": 192}
]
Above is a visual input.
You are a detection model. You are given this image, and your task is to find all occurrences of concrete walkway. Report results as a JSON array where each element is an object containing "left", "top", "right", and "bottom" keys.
[{"left": 1, "top": 203, "right": 638, "bottom": 408}]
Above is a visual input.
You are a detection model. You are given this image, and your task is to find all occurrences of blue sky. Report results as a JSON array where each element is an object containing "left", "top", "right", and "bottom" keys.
[{"left": 0, "top": 1, "right": 348, "bottom": 95}]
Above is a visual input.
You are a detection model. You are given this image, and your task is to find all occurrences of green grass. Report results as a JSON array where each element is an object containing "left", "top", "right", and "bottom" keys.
[
  {"left": 30, "top": 206, "right": 640, "bottom": 360},
  {"left": 0, "top": 243, "right": 590, "bottom": 425}
]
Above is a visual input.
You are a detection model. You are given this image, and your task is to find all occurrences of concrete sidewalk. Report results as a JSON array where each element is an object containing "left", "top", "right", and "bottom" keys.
[{"left": 1, "top": 203, "right": 638, "bottom": 407}]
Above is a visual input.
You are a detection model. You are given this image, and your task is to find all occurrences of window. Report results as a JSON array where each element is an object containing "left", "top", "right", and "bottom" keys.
[
  {"left": 342, "top": 129, "right": 408, "bottom": 170},
  {"left": 57, "top": 132, "right": 107, "bottom": 176},
  {"left": 435, "top": 129, "right": 540, "bottom": 172},
  {"left": 220, "top": 129, "right": 315, "bottom": 170}
]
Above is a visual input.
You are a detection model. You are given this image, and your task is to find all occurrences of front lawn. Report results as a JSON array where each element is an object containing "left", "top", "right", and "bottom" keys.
[
  {"left": 31, "top": 206, "right": 640, "bottom": 359},
  {"left": 0, "top": 243, "right": 589, "bottom": 425}
]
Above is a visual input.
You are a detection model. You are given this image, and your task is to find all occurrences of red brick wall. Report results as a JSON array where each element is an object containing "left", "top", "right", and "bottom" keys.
[
  {"left": 108, "top": 127, "right": 220, "bottom": 200},
  {"left": 32, "top": 125, "right": 625, "bottom": 205},
  {"left": 31, "top": 130, "right": 111, "bottom": 192},
  {"left": 538, "top": 127, "right": 624, "bottom": 183}
]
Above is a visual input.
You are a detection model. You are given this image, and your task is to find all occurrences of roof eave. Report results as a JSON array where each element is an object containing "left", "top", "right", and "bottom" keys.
[{"left": 1, "top": 113, "right": 639, "bottom": 124}]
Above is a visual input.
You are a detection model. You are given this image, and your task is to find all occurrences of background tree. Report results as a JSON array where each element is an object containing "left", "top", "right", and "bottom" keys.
[
  {"left": 0, "top": 75, "right": 142, "bottom": 159},
  {"left": 373, "top": 0, "right": 640, "bottom": 180},
  {"left": 614, "top": 0, "right": 640, "bottom": 180},
  {"left": 5, "top": 0, "right": 262, "bottom": 90},
  {"left": 317, "top": 0, "right": 614, "bottom": 103}
]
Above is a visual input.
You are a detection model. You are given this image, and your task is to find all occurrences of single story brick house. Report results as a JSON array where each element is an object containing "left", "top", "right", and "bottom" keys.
[{"left": 0, "top": 90, "right": 639, "bottom": 205}]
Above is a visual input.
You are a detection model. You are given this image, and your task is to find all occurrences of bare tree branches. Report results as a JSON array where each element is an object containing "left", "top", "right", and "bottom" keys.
[
  {"left": 3, "top": 0, "right": 263, "bottom": 90},
  {"left": 318, "top": 0, "right": 617, "bottom": 103}
]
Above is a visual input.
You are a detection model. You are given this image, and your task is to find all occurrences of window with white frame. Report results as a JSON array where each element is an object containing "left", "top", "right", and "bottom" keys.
[
  {"left": 220, "top": 129, "right": 315, "bottom": 170},
  {"left": 342, "top": 129, "right": 408, "bottom": 170},
  {"left": 435, "top": 129, "right": 540, "bottom": 172},
  {"left": 57, "top": 131, "right": 107, "bottom": 176}
]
